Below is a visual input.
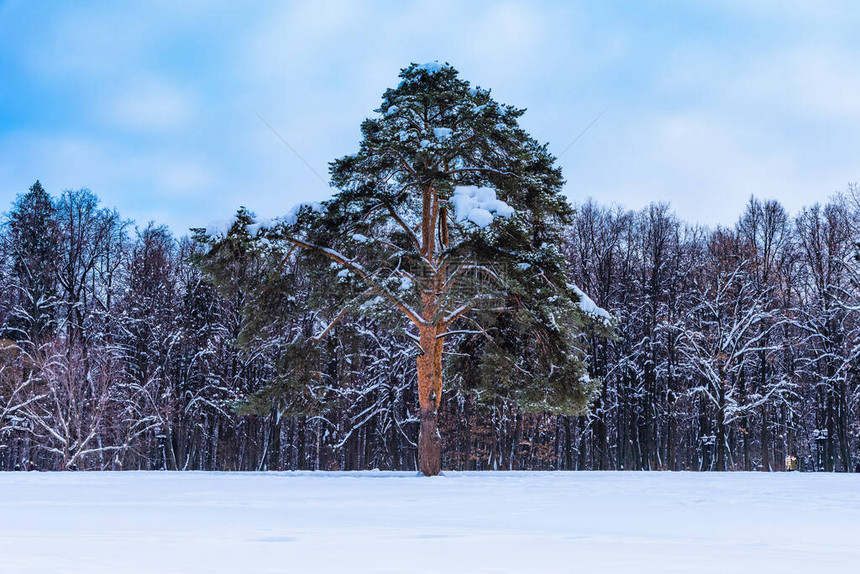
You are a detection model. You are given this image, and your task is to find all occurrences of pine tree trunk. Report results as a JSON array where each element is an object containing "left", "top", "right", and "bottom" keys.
[{"left": 417, "top": 326, "right": 443, "bottom": 476}]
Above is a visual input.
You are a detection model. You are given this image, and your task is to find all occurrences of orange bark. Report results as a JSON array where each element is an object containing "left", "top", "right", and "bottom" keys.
[{"left": 417, "top": 325, "right": 444, "bottom": 476}]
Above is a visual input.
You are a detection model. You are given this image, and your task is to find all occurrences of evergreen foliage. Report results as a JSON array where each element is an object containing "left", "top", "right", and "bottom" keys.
[{"left": 196, "top": 63, "right": 607, "bottom": 450}]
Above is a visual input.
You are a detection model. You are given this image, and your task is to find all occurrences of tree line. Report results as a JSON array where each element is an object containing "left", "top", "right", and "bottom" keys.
[{"left": 1, "top": 181, "right": 857, "bottom": 471}]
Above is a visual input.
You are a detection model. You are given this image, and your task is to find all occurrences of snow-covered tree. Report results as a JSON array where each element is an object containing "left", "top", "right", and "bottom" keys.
[
  {"left": 736, "top": 197, "right": 793, "bottom": 470},
  {"left": 3, "top": 181, "right": 59, "bottom": 345},
  {"left": 793, "top": 201, "right": 856, "bottom": 471},
  {"left": 199, "top": 63, "right": 608, "bottom": 475},
  {"left": 0, "top": 341, "right": 41, "bottom": 451}
]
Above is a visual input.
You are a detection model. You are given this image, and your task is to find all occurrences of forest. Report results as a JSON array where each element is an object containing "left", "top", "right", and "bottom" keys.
[{"left": 2, "top": 180, "right": 858, "bottom": 473}]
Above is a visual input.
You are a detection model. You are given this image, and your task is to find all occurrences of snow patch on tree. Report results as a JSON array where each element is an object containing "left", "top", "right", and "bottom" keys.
[
  {"left": 204, "top": 202, "right": 325, "bottom": 239},
  {"left": 283, "top": 202, "right": 324, "bottom": 226},
  {"left": 204, "top": 214, "right": 240, "bottom": 238},
  {"left": 247, "top": 216, "right": 275, "bottom": 237},
  {"left": 570, "top": 284, "right": 612, "bottom": 324},
  {"left": 450, "top": 186, "right": 515, "bottom": 228},
  {"left": 433, "top": 127, "right": 453, "bottom": 141},
  {"left": 415, "top": 61, "right": 449, "bottom": 74}
]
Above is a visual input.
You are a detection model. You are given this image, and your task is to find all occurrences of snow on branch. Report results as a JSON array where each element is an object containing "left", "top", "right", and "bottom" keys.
[
  {"left": 570, "top": 284, "right": 612, "bottom": 324},
  {"left": 450, "top": 186, "right": 515, "bottom": 228}
]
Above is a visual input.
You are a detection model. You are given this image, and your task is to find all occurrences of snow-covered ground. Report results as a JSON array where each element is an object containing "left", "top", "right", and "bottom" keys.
[{"left": 2, "top": 471, "right": 858, "bottom": 573}]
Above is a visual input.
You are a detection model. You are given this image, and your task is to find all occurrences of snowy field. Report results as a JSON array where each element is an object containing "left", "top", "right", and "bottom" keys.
[{"left": 2, "top": 471, "right": 858, "bottom": 573}]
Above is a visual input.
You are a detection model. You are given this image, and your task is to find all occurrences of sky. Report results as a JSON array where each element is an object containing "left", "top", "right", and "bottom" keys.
[{"left": 1, "top": 0, "right": 858, "bottom": 233}]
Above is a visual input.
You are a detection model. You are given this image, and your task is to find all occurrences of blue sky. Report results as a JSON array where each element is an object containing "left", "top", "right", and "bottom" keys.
[{"left": 1, "top": 0, "right": 858, "bottom": 232}]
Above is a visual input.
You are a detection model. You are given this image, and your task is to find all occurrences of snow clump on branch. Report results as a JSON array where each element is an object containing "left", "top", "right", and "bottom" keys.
[
  {"left": 570, "top": 284, "right": 613, "bottom": 324},
  {"left": 415, "top": 61, "right": 450, "bottom": 74},
  {"left": 450, "top": 186, "right": 515, "bottom": 228},
  {"left": 203, "top": 202, "right": 325, "bottom": 239}
]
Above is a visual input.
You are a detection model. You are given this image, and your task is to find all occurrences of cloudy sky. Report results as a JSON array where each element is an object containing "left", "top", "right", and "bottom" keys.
[{"left": 1, "top": 0, "right": 858, "bottom": 232}]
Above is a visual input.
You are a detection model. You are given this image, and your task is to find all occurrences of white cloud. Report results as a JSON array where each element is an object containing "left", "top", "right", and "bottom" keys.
[
  {"left": 462, "top": 3, "right": 546, "bottom": 73},
  {"left": 727, "top": 47, "right": 860, "bottom": 121},
  {"left": 106, "top": 79, "right": 196, "bottom": 132},
  {"left": 564, "top": 108, "right": 858, "bottom": 226},
  {"left": 155, "top": 158, "right": 216, "bottom": 194},
  {"left": 0, "top": 132, "right": 225, "bottom": 230},
  {"left": 711, "top": 0, "right": 860, "bottom": 25}
]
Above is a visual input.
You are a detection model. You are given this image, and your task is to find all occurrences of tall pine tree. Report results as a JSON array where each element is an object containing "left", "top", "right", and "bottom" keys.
[
  {"left": 199, "top": 63, "right": 610, "bottom": 475},
  {"left": 4, "top": 181, "right": 58, "bottom": 344}
]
